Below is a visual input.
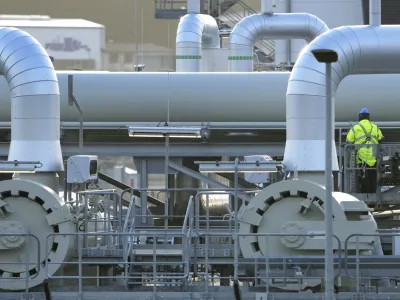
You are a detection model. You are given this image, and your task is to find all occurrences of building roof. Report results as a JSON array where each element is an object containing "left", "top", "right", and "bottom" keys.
[{"left": 0, "top": 15, "right": 104, "bottom": 28}]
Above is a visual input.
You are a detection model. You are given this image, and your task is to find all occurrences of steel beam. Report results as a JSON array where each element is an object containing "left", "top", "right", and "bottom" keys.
[
  {"left": 168, "top": 160, "right": 253, "bottom": 202},
  {"left": 0, "top": 142, "right": 343, "bottom": 158}
]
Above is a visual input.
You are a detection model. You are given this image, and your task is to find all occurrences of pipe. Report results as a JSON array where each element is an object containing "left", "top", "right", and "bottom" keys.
[
  {"left": 0, "top": 121, "right": 394, "bottom": 131},
  {"left": 369, "top": 0, "right": 381, "bottom": 26},
  {"left": 284, "top": 2, "right": 398, "bottom": 176},
  {"left": 176, "top": 12, "right": 220, "bottom": 72},
  {"left": 228, "top": 13, "right": 328, "bottom": 72},
  {"left": 187, "top": 0, "right": 201, "bottom": 14},
  {"left": 3, "top": 71, "right": 400, "bottom": 123},
  {"left": 285, "top": 0, "right": 292, "bottom": 65},
  {"left": 261, "top": 0, "right": 270, "bottom": 14},
  {"left": 0, "top": 27, "right": 63, "bottom": 172}
]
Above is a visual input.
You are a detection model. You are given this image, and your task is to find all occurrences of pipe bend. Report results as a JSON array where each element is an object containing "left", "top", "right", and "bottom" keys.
[
  {"left": 288, "top": 26, "right": 382, "bottom": 96},
  {"left": 285, "top": 25, "right": 400, "bottom": 172},
  {"left": 176, "top": 13, "right": 219, "bottom": 48},
  {"left": 229, "top": 13, "right": 329, "bottom": 48},
  {"left": 0, "top": 27, "right": 63, "bottom": 172}
]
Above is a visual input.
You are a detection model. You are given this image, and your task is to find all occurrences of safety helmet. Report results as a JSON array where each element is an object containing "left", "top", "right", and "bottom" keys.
[{"left": 359, "top": 108, "right": 369, "bottom": 115}]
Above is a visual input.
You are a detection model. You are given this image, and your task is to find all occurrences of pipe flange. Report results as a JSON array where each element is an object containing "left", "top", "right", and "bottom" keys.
[
  {"left": 0, "top": 221, "right": 27, "bottom": 249},
  {"left": 238, "top": 179, "right": 327, "bottom": 258},
  {"left": 0, "top": 179, "right": 75, "bottom": 291},
  {"left": 280, "top": 223, "right": 305, "bottom": 248}
]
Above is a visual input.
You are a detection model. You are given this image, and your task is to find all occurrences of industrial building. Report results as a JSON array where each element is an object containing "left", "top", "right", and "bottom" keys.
[{"left": 1, "top": 0, "right": 400, "bottom": 299}]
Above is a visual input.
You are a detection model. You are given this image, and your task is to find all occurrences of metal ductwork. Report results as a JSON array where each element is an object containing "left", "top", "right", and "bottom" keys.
[
  {"left": 176, "top": 0, "right": 220, "bottom": 72},
  {"left": 284, "top": 0, "right": 389, "bottom": 176},
  {"left": 0, "top": 27, "right": 63, "bottom": 172},
  {"left": 229, "top": 12, "right": 328, "bottom": 72}
]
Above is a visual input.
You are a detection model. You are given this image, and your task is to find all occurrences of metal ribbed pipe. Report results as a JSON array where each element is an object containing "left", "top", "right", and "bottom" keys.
[
  {"left": 285, "top": 24, "right": 400, "bottom": 174},
  {"left": 228, "top": 13, "right": 328, "bottom": 72},
  {"left": 187, "top": 0, "right": 201, "bottom": 14},
  {"left": 0, "top": 27, "right": 63, "bottom": 172},
  {"left": 261, "top": 0, "right": 270, "bottom": 14},
  {"left": 176, "top": 13, "right": 220, "bottom": 72},
  {"left": 369, "top": 0, "right": 381, "bottom": 26}
]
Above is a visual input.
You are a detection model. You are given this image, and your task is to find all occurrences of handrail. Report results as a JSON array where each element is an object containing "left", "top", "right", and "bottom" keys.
[
  {"left": 182, "top": 195, "right": 194, "bottom": 236},
  {"left": 68, "top": 75, "right": 84, "bottom": 152}
]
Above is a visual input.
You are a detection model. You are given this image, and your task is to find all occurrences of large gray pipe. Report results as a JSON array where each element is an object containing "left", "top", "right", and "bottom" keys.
[
  {"left": 0, "top": 27, "right": 63, "bottom": 172},
  {"left": 2, "top": 71, "right": 400, "bottom": 123},
  {"left": 284, "top": 1, "right": 393, "bottom": 174},
  {"left": 176, "top": 0, "right": 220, "bottom": 72},
  {"left": 229, "top": 13, "right": 328, "bottom": 72}
]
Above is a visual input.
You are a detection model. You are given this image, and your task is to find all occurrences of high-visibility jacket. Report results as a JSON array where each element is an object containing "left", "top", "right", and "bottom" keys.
[{"left": 346, "top": 119, "right": 383, "bottom": 166}]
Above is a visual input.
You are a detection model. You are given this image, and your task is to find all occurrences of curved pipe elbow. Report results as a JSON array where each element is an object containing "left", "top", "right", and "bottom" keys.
[
  {"left": 285, "top": 25, "right": 400, "bottom": 172},
  {"left": 176, "top": 13, "right": 220, "bottom": 72},
  {"left": 0, "top": 27, "right": 63, "bottom": 172},
  {"left": 228, "top": 13, "right": 328, "bottom": 72},
  {"left": 229, "top": 13, "right": 328, "bottom": 49},
  {"left": 176, "top": 13, "right": 220, "bottom": 49}
]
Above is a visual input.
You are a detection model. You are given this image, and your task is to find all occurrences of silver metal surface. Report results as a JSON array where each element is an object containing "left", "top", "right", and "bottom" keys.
[
  {"left": 285, "top": 24, "right": 400, "bottom": 173},
  {"left": 0, "top": 27, "right": 63, "bottom": 172},
  {"left": 187, "top": 0, "right": 201, "bottom": 14},
  {"left": 0, "top": 120, "right": 396, "bottom": 130},
  {"left": 324, "top": 62, "right": 334, "bottom": 300},
  {"left": 261, "top": 0, "right": 271, "bottom": 14},
  {"left": 176, "top": 13, "right": 219, "bottom": 71},
  {"left": 370, "top": 0, "right": 381, "bottom": 26},
  {"left": 1, "top": 71, "right": 400, "bottom": 123},
  {"left": 0, "top": 141, "right": 288, "bottom": 157},
  {"left": 229, "top": 13, "right": 328, "bottom": 71}
]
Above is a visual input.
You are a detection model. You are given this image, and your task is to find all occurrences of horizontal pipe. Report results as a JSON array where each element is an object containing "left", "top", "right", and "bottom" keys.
[
  {"left": 1, "top": 71, "right": 400, "bottom": 124},
  {"left": 0, "top": 121, "right": 389, "bottom": 130}
]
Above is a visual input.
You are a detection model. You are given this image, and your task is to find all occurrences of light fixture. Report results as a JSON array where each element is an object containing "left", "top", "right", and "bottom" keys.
[
  {"left": 128, "top": 126, "right": 202, "bottom": 139},
  {"left": 225, "top": 132, "right": 258, "bottom": 137},
  {"left": 195, "top": 161, "right": 283, "bottom": 173}
]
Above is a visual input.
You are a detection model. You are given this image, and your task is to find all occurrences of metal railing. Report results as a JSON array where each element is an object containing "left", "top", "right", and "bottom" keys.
[
  {"left": 342, "top": 142, "right": 400, "bottom": 206},
  {"left": 3, "top": 177, "right": 400, "bottom": 297},
  {"left": 0, "top": 233, "right": 40, "bottom": 293},
  {"left": 2, "top": 226, "right": 400, "bottom": 295}
]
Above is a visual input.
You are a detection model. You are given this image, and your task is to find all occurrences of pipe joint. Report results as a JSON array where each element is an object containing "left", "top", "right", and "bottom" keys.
[{"left": 0, "top": 27, "right": 63, "bottom": 172}]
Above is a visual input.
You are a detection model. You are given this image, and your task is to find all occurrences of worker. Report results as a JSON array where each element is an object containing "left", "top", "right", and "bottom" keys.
[{"left": 346, "top": 108, "right": 384, "bottom": 193}]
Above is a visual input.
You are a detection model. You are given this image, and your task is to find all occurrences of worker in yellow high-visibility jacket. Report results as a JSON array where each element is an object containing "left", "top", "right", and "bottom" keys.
[{"left": 346, "top": 108, "right": 384, "bottom": 193}]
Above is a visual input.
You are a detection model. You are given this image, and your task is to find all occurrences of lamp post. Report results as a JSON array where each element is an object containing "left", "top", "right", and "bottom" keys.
[{"left": 311, "top": 48, "right": 339, "bottom": 300}]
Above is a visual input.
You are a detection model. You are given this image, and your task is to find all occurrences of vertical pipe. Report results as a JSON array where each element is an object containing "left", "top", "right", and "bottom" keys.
[
  {"left": 164, "top": 135, "right": 170, "bottom": 232},
  {"left": 324, "top": 62, "right": 334, "bottom": 300},
  {"left": 261, "top": 0, "right": 270, "bottom": 14},
  {"left": 233, "top": 158, "right": 239, "bottom": 282},
  {"left": 285, "top": 0, "right": 292, "bottom": 65},
  {"left": 369, "top": 0, "right": 381, "bottom": 26},
  {"left": 187, "top": 0, "right": 201, "bottom": 13}
]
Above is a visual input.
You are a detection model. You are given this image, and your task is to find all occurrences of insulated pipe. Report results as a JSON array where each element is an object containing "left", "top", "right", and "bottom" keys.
[
  {"left": 261, "top": 0, "right": 270, "bottom": 14},
  {"left": 369, "top": 0, "right": 381, "bottom": 26},
  {"left": 0, "top": 27, "right": 63, "bottom": 172},
  {"left": 3, "top": 71, "right": 400, "bottom": 123},
  {"left": 284, "top": 1, "right": 396, "bottom": 174},
  {"left": 228, "top": 13, "right": 328, "bottom": 72},
  {"left": 187, "top": 0, "right": 201, "bottom": 13},
  {"left": 176, "top": 12, "right": 220, "bottom": 72}
]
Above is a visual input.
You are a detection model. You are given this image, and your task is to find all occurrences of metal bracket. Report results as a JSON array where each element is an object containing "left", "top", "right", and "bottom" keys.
[
  {"left": 67, "top": 75, "right": 84, "bottom": 151},
  {"left": 20, "top": 293, "right": 35, "bottom": 300}
]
